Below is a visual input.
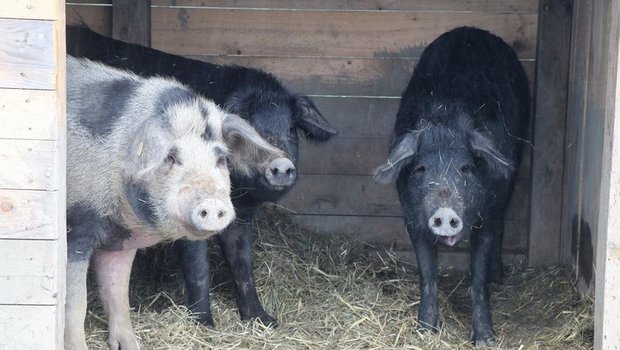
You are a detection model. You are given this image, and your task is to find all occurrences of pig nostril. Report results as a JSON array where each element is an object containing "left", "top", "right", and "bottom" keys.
[
  {"left": 200, "top": 210, "right": 207, "bottom": 218},
  {"left": 433, "top": 217, "right": 442, "bottom": 227},
  {"left": 217, "top": 211, "right": 224, "bottom": 219},
  {"left": 286, "top": 168, "right": 294, "bottom": 176},
  {"left": 271, "top": 168, "right": 279, "bottom": 175},
  {"left": 450, "top": 218, "right": 459, "bottom": 228}
]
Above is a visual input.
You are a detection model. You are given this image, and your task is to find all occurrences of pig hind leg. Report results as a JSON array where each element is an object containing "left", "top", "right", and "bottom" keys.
[
  {"left": 176, "top": 239, "right": 215, "bottom": 327},
  {"left": 218, "top": 220, "right": 277, "bottom": 326},
  {"left": 65, "top": 259, "right": 90, "bottom": 350},
  {"left": 92, "top": 249, "right": 140, "bottom": 350}
]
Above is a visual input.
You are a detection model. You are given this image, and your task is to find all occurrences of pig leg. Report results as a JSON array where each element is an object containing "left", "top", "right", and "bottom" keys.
[
  {"left": 408, "top": 226, "right": 441, "bottom": 332},
  {"left": 488, "top": 225, "right": 504, "bottom": 284},
  {"left": 65, "top": 259, "right": 90, "bottom": 350},
  {"left": 469, "top": 228, "right": 496, "bottom": 346},
  {"left": 218, "top": 219, "right": 277, "bottom": 326},
  {"left": 92, "top": 249, "right": 140, "bottom": 350},
  {"left": 176, "top": 239, "right": 215, "bottom": 327}
]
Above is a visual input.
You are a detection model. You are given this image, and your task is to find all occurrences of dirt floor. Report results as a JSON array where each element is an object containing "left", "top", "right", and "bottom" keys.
[{"left": 85, "top": 208, "right": 593, "bottom": 349}]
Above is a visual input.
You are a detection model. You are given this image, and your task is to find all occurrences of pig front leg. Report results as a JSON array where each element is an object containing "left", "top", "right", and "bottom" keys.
[
  {"left": 408, "top": 225, "right": 441, "bottom": 332},
  {"left": 470, "top": 227, "right": 496, "bottom": 347},
  {"left": 218, "top": 220, "right": 276, "bottom": 326},
  {"left": 92, "top": 249, "right": 140, "bottom": 350},
  {"left": 176, "top": 239, "right": 215, "bottom": 327},
  {"left": 65, "top": 259, "right": 90, "bottom": 350}
]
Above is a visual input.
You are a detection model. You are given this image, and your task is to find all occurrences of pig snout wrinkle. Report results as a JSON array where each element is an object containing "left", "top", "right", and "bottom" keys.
[
  {"left": 191, "top": 199, "right": 234, "bottom": 232},
  {"left": 265, "top": 157, "right": 297, "bottom": 188},
  {"left": 428, "top": 207, "right": 463, "bottom": 237}
]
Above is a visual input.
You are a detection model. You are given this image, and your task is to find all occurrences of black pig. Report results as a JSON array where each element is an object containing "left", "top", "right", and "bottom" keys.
[
  {"left": 374, "top": 27, "right": 530, "bottom": 346},
  {"left": 67, "top": 26, "right": 337, "bottom": 327}
]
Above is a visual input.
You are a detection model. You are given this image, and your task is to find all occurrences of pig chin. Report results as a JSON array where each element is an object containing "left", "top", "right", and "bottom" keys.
[{"left": 436, "top": 230, "right": 466, "bottom": 247}]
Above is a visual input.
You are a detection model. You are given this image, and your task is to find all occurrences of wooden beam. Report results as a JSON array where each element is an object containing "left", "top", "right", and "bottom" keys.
[
  {"left": 0, "top": 0, "right": 59, "bottom": 20},
  {"left": 594, "top": 0, "right": 620, "bottom": 347},
  {"left": 527, "top": 0, "right": 573, "bottom": 266},
  {"left": 112, "top": 0, "right": 151, "bottom": 46}
]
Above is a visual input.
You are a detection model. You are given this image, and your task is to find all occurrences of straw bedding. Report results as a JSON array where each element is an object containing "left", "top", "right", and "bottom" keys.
[{"left": 84, "top": 207, "right": 593, "bottom": 349}]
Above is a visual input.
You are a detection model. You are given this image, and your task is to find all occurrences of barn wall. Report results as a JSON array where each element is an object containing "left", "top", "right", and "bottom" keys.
[
  {"left": 66, "top": 0, "right": 538, "bottom": 267},
  {"left": 562, "top": 0, "right": 620, "bottom": 347},
  {"left": 0, "top": 1, "right": 66, "bottom": 349}
]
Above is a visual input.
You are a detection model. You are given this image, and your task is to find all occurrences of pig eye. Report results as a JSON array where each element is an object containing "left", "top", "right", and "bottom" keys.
[
  {"left": 412, "top": 165, "right": 426, "bottom": 174},
  {"left": 217, "top": 156, "right": 227, "bottom": 168},
  {"left": 460, "top": 164, "right": 474, "bottom": 174},
  {"left": 165, "top": 148, "right": 179, "bottom": 166}
]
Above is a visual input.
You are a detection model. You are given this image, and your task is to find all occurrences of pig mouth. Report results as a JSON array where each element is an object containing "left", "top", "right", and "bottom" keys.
[{"left": 436, "top": 230, "right": 466, "bottom": 247}]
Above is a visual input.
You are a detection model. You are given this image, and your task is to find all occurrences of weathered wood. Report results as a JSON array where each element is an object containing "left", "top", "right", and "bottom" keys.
[
  {"left": 0, "top": 89, "right": 58, "bottom": 140},
  {"left": 0, "top": 19, "right": 56, "bottom": 90},
  {"left": 0, "top": 240, "right": 60, "bottom": 305},
  {"left": 279, "top": 174, "right": 530, "bottom": 221},
  {"left": 187, "top": 55, "right": 536, "bottom": 97},
  {"left": 151, "top": 8, "right": 538, "bottom": 59},
  {"left": 66, "top": 3, "right": 112, "bottom": 36},
  {"left": 562, "top": 0, "right": 592, "bottom": 273},
  {"left": 151, "top": 0, "right": 539, "bottom": 13},
  {"left": 0, "top": 305, "right": 58, "bottom": 349},
  {"left": 1, "top": 0, "right": 60, "bottom": 20},
  {"left": 593, "top": 1, "right": 620, "bottom": 348},
  {"left": 0, "top": 189, "right": 60, "bottom": 240},
  {"left": 527, "top": 0, "right": 573, "bottom": 266},
  {"left": 0, "top": 139, "right": 59, "bottom": 191},
  {"left": 112, "top": 0, "right": 151, "bottom": 46}
]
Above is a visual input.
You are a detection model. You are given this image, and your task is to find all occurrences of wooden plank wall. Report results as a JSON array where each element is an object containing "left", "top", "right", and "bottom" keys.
[
  {"left": 66, "top": 0, "right": 538, "bottom": 267},
  {"left": 0, "top": 1, "right": 66, "bottom": 349},
  {"left": 562, "top": 0, "right": 620, "bottom": 348}
]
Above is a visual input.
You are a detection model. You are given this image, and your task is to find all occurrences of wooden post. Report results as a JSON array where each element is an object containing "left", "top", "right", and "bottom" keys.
[
  {"left": 594, "top": 0, "right": 620, "bottom": 347},
  {"left": 0, "top": 1, "right": 66, "bottom": 349},
  {"left": 528, "top": 0, "right": 573, "bottom": 266},
  {"left": 112, "top": 0, "right": 151, "bottom": 47}
]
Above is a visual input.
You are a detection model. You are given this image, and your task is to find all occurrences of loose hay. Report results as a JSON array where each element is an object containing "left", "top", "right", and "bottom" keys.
[{"left": 85, "top": 208, "right": 593, "bottom": 349}]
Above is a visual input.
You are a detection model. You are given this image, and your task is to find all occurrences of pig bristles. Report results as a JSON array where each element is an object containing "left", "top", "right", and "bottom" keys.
[{"left": 83, "top": 207, "right": 594, "bottom": 350}]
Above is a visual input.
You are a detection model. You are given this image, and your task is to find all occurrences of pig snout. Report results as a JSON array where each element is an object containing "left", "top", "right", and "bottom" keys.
[
  {"left": 190, "top": 199, "right": 234, "bottom": 232},
  {"left": 265, "top": 157, "right": 297, "bottom": 188},
  {"left": 428, "top": 207, "right": 463, "bottom": 243}
]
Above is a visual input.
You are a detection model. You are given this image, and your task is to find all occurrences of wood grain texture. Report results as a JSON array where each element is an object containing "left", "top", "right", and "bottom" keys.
[
  {"left": 0, "top": 189, "right": 60, "bottom": 240},
  {"left": 0, "top": 305, "right": 58, "bottom": 349},
  {"left": 66, "top": 3, "right": 112, "bottom": 36},
  {"left": 0, "top": 89, "right": 58, "bottom": 140},
  {"left": 0, "top": 139, "right": 59, "bottom": 191},
  {"left": 112, "top": 0, "right": 151, "bottom": 46},
  {"left": 0, "top": 19, "right": 56, "bottom": 90},
  {"left": 150, "top": 8, "right": 538, "bottom": 59},
  {"left": 527, "top": 0, "right": 572, "bottom": 266},
  {"left": 1, "top": 0, "right": 59, "bottom": 20},
  {"left": 0, "top": 240, "right": 60, "bottom": 305},
  {"left": 151, "top": 0, "right": 538, "bottom": 13}
]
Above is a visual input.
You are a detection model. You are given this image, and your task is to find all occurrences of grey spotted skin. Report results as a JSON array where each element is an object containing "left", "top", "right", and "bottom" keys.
[
  {"left": 67, "top": 26, "right": 337, "bottom": 327},
  {"left": 374, "top": 27, "right": 530, "bottom": 346},
  {"left": 64, "top": 57, "right": 284, "bottom": 350}
]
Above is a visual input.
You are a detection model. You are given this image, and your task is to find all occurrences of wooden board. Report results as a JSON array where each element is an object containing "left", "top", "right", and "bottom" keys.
[
  {"left": 66, "top": 3, "right": 112, "bottom": 36},
  {"left": 150, "top": 0, "right": 539, "bottom": 13},
  {"left": 0, "top": 240, "right": 60, "bottom": 305},
  {"left": 0, "top": 189, "right": 60, "bottom": 240},
  {"left": 2, "top": 1, "right": 60, "bottom": 20},
  {"left": 112, "top": 0, "right": 151, "bottom": 46},
  {"left": 0, "top": 305, "right": 59, "bottom": 349},
  {"left": 527, "top": 0, "right": 572, "bottom": 266},
  {"left": 0, "top": 89, "right": 58, "bottom": 141},
  {"left": 592, "top": 1, "right": 620, "bottom": 348},
  {"left": 0, "top": 19, "right": 56, "bottom": 90},
  {"left": 0, "top": 139, "right": 59, "bottom": 191},
  {"left": 150, "top": 8, "right": 538, "bottom": 59}
]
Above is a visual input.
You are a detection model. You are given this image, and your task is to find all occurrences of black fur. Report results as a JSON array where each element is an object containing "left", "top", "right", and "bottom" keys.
[
  {"left": 67, "top": 25, "right": 337, "bottom": 326},
  {"left": 78, "top": 78, "right": 139, "bottom": 136},
  {"left": 124, "top": 181, "right": 158, "bottom": 227},
  {"left": 375, "top": 27, "right": 530, "bottom": 345}
]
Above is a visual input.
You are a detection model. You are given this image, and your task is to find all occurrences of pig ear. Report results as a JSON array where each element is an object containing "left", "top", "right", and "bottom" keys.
[
  {"left": 294, "top": 95, "right": 338, "bottom": 141},
  {"left": 125, "top": 120, "right": 172, "bottom": 180},
  {"left": 469, "top": 131, "right": 514, "bottom": 178},
  {"left": 373, "top": 132, "right": 419, "bottom": 184},
  {"left": 221, "top": 113, "right": 284, "bottom": 176}
]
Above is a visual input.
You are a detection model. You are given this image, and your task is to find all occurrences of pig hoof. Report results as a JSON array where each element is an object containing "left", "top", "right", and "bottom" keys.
[
  {"left": 243, "top": 312, "right": 278, "bottom": 327},
  {"left": 417, "top": 318, "right": 441, "bottom": 333},
  {"left": 488, "top": 266, "right": 504, "bottom": 284},
  {"left": 197, "top": 314, "right": 216, "bottom": 328},
  {"left": 474, "top": 337, "right": 497, "bottom": 347},
  {"left": 108, "top": 331, "right": 140, "bottom": 350}
]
